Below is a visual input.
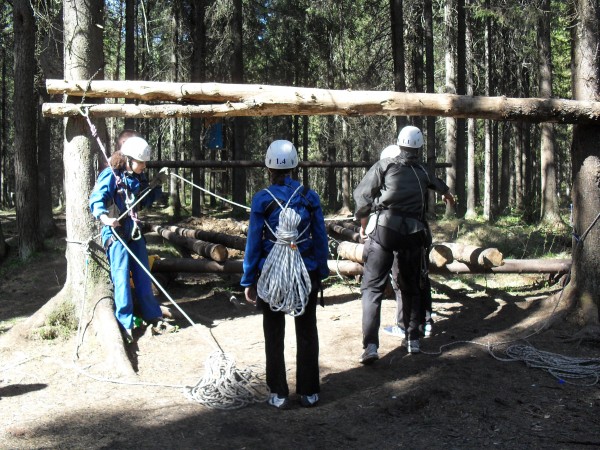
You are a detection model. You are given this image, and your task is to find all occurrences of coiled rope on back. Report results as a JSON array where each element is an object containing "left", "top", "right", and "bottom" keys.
[{"left": 257, "top": 186, "right": 312, "bottom": 317}]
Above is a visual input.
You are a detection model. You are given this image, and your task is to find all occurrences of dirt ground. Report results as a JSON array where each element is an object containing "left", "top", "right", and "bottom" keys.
[{"left": 1, "top": 213, "right": 599, "bottom": 449}]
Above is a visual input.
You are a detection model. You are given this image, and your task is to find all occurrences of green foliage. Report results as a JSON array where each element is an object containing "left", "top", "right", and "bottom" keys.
[
  {"left": 451, "top": 213, "right": 571, "bottom": 259},
  {"left": 33, "top": 300, "right": 77, "bottom": 341}
]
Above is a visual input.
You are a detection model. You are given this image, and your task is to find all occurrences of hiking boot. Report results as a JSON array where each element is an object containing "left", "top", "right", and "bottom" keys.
[
  {"left": 299, "top": 393, "right": 320, "bottom": 408},
  {"left": 151, "top": 319, "right": 178, "bottom": 335},
  {"left": 359, "top": 343, "right": 379, "bottom": 365},
  {"left": 267, "top": 393, "right": 290, "bottom": 409},
  {"left": 383, "top": 325, "right": 406, "bottom": 339},
  {"left": 404, "top": 339, "right": 420, "bottom": 354}
]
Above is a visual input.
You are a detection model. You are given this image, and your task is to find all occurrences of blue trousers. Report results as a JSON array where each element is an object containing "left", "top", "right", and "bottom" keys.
[{"left": 107, "top": 236, "right": 163, "bottom": 331}]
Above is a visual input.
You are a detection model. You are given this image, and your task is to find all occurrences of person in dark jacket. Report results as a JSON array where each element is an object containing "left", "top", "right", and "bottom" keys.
[
  {"left": 242, "top": 140, "right": 330, "bottom": 409},
  {"left": 353, "top": 126, "right": 454, "bottom": 364}
]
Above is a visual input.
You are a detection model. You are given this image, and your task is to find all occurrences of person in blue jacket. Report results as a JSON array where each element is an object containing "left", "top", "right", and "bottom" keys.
[
  {"left": 89, "top": 132, "right": 169, "bottom": 343},
  {"left": 242, "top": 140, "right": 329, "bottom": 409}
]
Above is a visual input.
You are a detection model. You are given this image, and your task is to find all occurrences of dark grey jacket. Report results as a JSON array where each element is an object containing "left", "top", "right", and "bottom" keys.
[{"left": 353, "top": 149, "right": 449, "bottom": 233}]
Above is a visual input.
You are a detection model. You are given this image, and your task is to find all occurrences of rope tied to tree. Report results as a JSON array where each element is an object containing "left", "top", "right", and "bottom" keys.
[{"left": 257, "top": 186, "right": 312, "bottom": 317}]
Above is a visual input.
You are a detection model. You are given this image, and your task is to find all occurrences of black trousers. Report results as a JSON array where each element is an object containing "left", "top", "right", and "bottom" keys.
[
  {"left": 259, "top": 271, "right": 320, "bottom": 397},
  {"left": 361, "top": 226, "right": 425, "bottom": 346}
]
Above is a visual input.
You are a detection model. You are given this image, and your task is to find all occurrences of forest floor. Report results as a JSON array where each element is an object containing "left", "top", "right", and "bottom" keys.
[{"left": 1, "top": 210, "right": 599, "bottom": 449}]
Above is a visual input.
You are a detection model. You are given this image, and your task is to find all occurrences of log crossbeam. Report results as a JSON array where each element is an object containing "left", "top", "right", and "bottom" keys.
[{"left": 43, "top": 80, "right": 600, "bottom": 123}]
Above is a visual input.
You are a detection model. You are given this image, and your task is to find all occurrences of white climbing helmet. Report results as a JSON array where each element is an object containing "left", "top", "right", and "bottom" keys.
[
  {"left": 397, "top": 126, "right": 424, "bottom": 149},
  {"left": 265, "top": 140, "right": 298, "bottom": 169},
  {"left": 121, "top": 136, "right": 152, "bottom": 162},
  {"left": 380, "top": 144, "right": 401, "bottom": 160}
]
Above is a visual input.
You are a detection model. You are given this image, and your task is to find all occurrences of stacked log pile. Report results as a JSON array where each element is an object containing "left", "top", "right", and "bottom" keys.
[{"left": 145, "top": 219, "right": 571, "bottom": 278}]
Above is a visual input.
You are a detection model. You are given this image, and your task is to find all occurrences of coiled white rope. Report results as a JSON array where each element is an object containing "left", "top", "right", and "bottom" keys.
[
  {"left": 497, "top": 344, "right": 600, "bottom": 386},
  {"left": 184, "top": 351, "right": 270, "bottom": 409},
  {"left": 257, "top": 187, "right": 312, "bottom": 316}
]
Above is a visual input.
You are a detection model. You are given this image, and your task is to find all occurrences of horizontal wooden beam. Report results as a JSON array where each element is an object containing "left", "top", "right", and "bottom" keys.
[
  {"left": 145, "top": 160, "right": 452, "bottom": 169},
  {"left": 150, "top": 257, "right": 571, "bottom": 275},
  {"left": 43, "top": 80, "right": 600, "bottom": 123}
]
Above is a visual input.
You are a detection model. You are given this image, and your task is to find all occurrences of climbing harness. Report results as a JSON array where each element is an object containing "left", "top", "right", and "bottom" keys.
[{"left": 257, "top": 185, "right": 312, "bottom": 317}]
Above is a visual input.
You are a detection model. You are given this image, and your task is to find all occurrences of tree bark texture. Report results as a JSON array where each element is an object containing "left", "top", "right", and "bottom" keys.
[
  {"left": 43, "top": 80, "right": 600, "bottom": 124},
  {"left": 570, "top": 0, "right": 600, "bottom": 323},
  {"left": 14, "top": 0, "right": 42, "bottom": 259}
]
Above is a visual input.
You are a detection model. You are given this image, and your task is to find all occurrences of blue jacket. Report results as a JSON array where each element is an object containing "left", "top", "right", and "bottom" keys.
[
  {"left": 241, "top": 176, "right": 330, "bottom": 287},
  {"left": 89, "top": 167, "right": 160, "bottom": 246}
]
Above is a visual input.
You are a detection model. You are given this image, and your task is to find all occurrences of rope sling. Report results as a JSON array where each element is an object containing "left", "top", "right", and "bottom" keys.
[{"left": 257, "top": 186, "right": 312, "bottom": 317}]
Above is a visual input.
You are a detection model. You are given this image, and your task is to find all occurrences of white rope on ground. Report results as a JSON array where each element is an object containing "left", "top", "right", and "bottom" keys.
[
  {"left": 184, "top": 351, "right": 270, "bottom": 409},
  {"left": 257, "top": 186, "right": 312, "bottom": 316},
  {"left": 108, "top": 230, "right": 269, "bottom": 409}
]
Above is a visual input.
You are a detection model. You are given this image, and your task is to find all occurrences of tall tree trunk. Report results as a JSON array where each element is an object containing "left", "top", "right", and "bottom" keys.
[
  {"left": 390, "top": 0, "right": 407, "bottom": 131},
  {"left": 124, "top": 0, "right": 135, "bottom": 130},
  {"left": 464, "top": 0, "right": 476, "bottom": 220},
  {"left": 424, "top": 0, "right": 437, "bottom": 217},
  {"left": 190, "top": 0, "right": 207, "bottom": 217},
  {"left": 482, "top": 7, "right": 492, "bottom": 221},
  {"left": 14, "top": 0, "right": 42, "bottom": 259},
  {"left": 444, "top": 0, "right": 457, "bottom": 218},
  {"left": 0, "top": 39, "right": 6, "bottom": 207},
  {"left": 169, "top": 5, "right": 181, "bottom": 219},
  {"left": 538, "top": 0, "right": 561, "bottom": 226},
  {"left": 569, "top": 0, "right": 600, "bottom": 322},
  {"left": 231, "top": 0, "right": 246, "bottom": 208},
  {"left": 37, "top": 0, "right": 63, "bottom": 237},
  {"left": 455, "top": 0, "right": 466, "bottom": 217}
]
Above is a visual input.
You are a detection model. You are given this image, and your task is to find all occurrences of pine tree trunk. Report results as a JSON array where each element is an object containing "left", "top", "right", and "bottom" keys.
[
  {"left": 14, "top": 0, "right": 42, "bottom": 259},
  {"left": 538, "top": 0, "right": 562, "bottom": 227},
  {"left": 569, "top": 0, "right": 600, "bottom": 324},
  {"left": 5, "top": 0, "right": 136, "bottom": 377}
]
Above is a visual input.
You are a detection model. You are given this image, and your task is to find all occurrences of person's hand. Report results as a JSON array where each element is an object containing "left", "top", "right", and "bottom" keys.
[
  {"left": 443, "top": 192, "right": 455, "bottom": 207},
  {"left": 100, "top": 214, "right": 120, "bottom": 228},
  {"left": 150, "top": 167, "right": 170, "bottom": 188},
  {"left": 244, "top": 286, "right": 257, "bottom": 305},
  {"left": 359, "top": 226, "right": 368, "bottom": 241}
]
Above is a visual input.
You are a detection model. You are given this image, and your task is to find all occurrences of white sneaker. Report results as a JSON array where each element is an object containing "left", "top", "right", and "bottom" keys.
[
  {"left": 405, "top": 339, "right": 420, "bottom": 354},
  {"left": 300, "top": 393, "right": 320, "bottom": 407},
  {"left": 359, "top": 343, "right": 379, "bottom": 365},
  {"left": 383, "top": 325, "right": 406, "bottom": 339},
  {"left": 424, "top": 323, "right": 432, "bottom": 338},
  {"left": 267, "top": 393, "right": 290, "bottom": 409}
]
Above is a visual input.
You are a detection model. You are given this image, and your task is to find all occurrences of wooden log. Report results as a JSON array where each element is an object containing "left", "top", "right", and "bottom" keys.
[
  {"left": 165, "top": 225, "right": 247, "bottom": 251},
  {"left": 145, "top": 160, "right": 451, "bottom": 169},
  {"left": 151, "top": 257, "right": 571, "bottom": 276},
  {"left": 45, "top": 80, "right": 600, "bottom": 124},
  {"left": 429, "top": 244, "right": 454, "bottom": 267},
  {"left": 336, "top": 241, "right": 453, "bottom": 268},
  {"left": 443, "top": 242, "right": 504, "bottom": 267},
  {"left": 152, "top": 225, "right": 228, "bottom": 262},
  {"left": 153, "top": 258, "right": 244, "bottom": 273},
  {"left": 336, "top": 241, "right": 365, "bottom": 263},
  {"left": 326, "top": 223, "right": 361, "bottom": 243},
  {"left": 440, "top": 259, "right": 571, "bottom": 274}
]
